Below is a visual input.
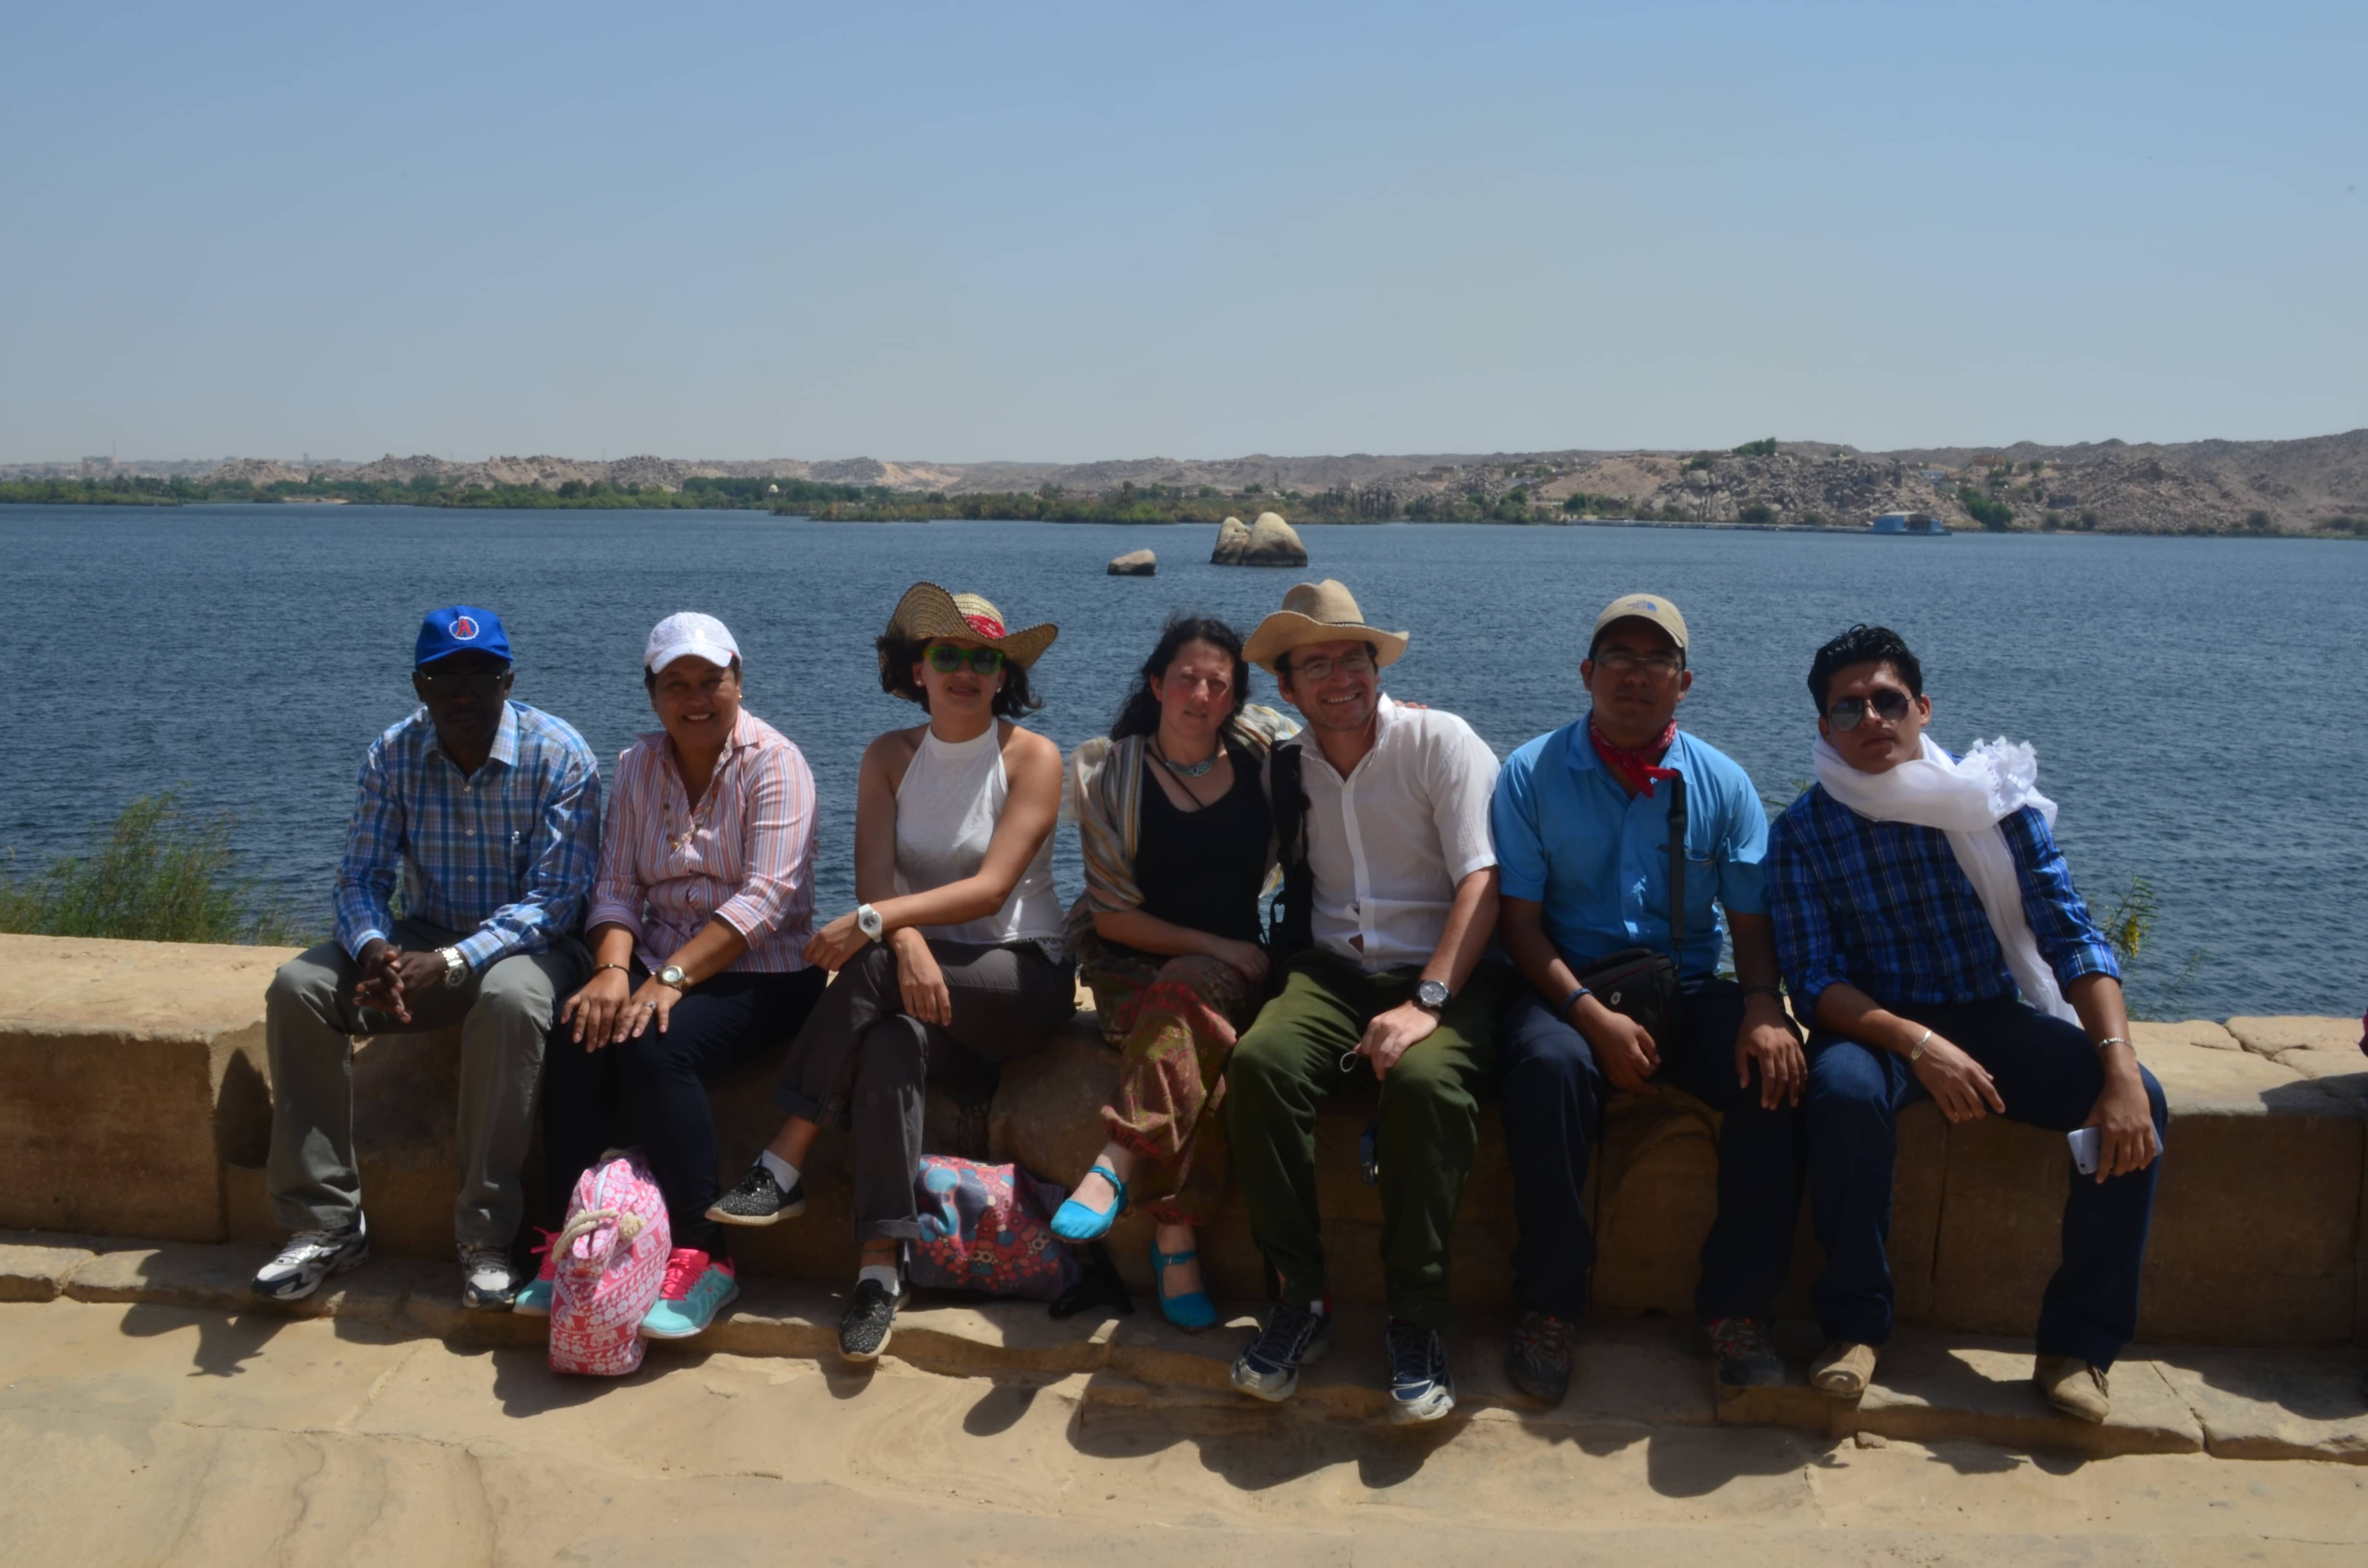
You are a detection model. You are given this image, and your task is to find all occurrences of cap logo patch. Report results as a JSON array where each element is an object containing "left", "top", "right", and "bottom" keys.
[
  {"left": 962, "top": 612, "right": 1006, "bottom": 640},
  {"left": 1639, "top": 600, "right": 1657, "bottom": 612},
  {"left": 451, "top": 615, "right": 480, "bottom": 640}
]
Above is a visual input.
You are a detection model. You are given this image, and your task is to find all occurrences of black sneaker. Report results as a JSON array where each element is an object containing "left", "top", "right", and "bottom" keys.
[
  {"left": 1505, "top": 1310, "right": 1577, "bottom": 1404},
  {"left": 251, "top": 1215, "right": 370, "bottom": 1302},
  {"left": 1701, "top": 1315, "right": 1786, "bottom": 1389},
  {"left": 838, "top": 1276, "right": 908, "bottom": 1363},
  {"left": 1229, "top": 1298, "right": 1334, "bottom": 1403},
  {"left": 708, "top": 1164, "right": 806, "bottom": 1226},
  {"left": 1384, "top": 1320, "right": 1457, "bottom": 1425}
]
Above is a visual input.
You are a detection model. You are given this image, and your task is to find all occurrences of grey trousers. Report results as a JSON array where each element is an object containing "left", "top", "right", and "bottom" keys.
[
  {"left": 265, "top": 917, "right": 589, "bottom": 1248},
  {"left": 773, "top": 938, "right": 1075, "bottom": 1242}
]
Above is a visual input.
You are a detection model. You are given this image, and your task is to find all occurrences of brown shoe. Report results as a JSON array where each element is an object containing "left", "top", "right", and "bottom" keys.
[
  {"left": 2036, "top": 1355, "right": 2111, "bottom": 1423},
  {"left": 1811, "top": 1340, "right": 1877, "bottom": 1399}
]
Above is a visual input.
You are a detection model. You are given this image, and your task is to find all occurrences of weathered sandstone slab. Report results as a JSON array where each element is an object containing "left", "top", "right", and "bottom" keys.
[
  {"left": 2228, "top": 1016, "right": 2362, "bottom": 1061},
  {"left": 2151, "top": 1347, "right": 2368, "bottom": 1462},
  {"left": 0, "top": 1238, "right": 96, "bottom": 1301}
]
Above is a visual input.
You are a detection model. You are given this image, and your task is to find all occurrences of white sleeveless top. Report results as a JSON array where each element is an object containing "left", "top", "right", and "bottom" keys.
[{"left": 893, "top": 723, "right": 1064, "bottom": 948}]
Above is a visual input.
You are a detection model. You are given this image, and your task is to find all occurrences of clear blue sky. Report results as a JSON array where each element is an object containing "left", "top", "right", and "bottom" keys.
[{"left": 5, "top": 1, "right": 2360, "bottom": 462}]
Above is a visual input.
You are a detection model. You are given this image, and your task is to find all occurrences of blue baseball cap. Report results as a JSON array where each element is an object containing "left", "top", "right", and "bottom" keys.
[{"left": 415, "top": 605, "right": 514, "bottom": 668}]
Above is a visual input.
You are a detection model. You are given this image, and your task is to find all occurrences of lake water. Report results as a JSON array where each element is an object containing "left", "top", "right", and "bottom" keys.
[{"left": 3, "top": 504, "right": 2361, "bottom": 1021}]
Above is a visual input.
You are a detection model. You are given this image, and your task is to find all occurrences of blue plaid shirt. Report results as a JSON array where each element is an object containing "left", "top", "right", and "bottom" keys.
[
  {"left": 333, "top": 701, "right": 602, "bottom": 974},
  {"left": 1767, "top": 781, "right": 2120, "bottom": 1018}
]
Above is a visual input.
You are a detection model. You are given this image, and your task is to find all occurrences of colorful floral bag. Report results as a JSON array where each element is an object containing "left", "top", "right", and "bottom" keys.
[
  {"left": 548, "top": 1150, "right": 672, "bottom": 1377},
  {"left": 908, "top": 1155, "right": 1083, "bottom": 1302}
]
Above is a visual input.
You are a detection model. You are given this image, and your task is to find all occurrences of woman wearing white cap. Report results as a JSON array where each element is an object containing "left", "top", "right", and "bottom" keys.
[
  {"left": 709, "top": 583, "right": 1073, "bottom": 1365},
  {"left": 530, "top": 612, "right": 824, "bottom": 1340}
]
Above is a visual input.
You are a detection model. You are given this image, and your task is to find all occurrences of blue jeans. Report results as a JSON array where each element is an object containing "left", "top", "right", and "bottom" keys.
[
  {"left": 1805, "top": 998, "right": 2167, "bottom": 1367},
  {"left": 1496, "top": 980, "right": 1804, "bottom": 1324}
]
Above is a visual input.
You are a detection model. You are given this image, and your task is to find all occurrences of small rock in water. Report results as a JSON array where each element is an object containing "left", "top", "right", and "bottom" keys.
[
  {"left": 1212, "top": 512, "right": 1307, "bottom": 566},
  {"left": 1108, "top": 549, "right": 1156, "bottom": 577}
]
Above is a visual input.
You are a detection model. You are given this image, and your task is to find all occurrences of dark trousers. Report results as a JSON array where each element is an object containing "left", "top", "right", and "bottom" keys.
[
  {"left": 1806, "top": 997, "right": 2167, "bottom": 1367},
  {"left": 542, "top": 965, "right": 827, "bottom": 1257},
  {"left": 1224, "top": 953, "right": 1516, "bottom": 1331},
  {"left": 1496, "top": 979, "right": 1803, "bottom": 1324},
  {"left": 772, "top": 938, "right": 1075, "bottom": 1243}
]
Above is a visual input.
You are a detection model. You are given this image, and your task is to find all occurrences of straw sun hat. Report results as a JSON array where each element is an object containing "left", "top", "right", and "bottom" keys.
[
  {"left": 878, "top": 583, "right": 1059, "bottom": 694},
  {"left": 1243, "top": 579, "right": 1410, "bottom": 674}
]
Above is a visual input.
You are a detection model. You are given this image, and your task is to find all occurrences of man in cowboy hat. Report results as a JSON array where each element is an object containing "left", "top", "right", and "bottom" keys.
[
  {"left": 1225, "top": 579, "right": 1514, "bottom": 1425},
  {"left": 1490, "top": 592, "right": 1805, "bottom": 1406}
]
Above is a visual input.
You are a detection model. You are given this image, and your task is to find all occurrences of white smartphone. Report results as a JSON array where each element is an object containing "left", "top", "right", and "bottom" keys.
[{"left": 2066, "top": 1126, "right": 2102, "bottom": 1176}]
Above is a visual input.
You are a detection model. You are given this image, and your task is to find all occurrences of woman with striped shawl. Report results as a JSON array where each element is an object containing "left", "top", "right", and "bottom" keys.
[{"left": 1051, "top": 614, "right": 1297, "bottom": 1328}]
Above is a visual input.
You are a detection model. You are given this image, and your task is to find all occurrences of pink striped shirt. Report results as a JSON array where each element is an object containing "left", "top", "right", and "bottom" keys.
[{"left": 588, "top": 709, "right": 820, "bottom": 973}]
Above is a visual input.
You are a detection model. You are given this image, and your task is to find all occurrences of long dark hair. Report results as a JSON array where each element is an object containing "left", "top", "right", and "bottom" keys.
[
  {"left": 876, "top": 634, "right": 1041, "bottom": 717},
  {"left": 1111, "top": 614, "right": 1251, "bottom": 742}
]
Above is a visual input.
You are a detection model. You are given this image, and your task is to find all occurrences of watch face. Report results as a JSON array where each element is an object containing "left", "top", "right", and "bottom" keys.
[
  {"left": 1417, "top": 980, "right": 1450, "bottom": 1009},
  {"left": 659, "top": 965, "right": 687, "bottom": 986}
]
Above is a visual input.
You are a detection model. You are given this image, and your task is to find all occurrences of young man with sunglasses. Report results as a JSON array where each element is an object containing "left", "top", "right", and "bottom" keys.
[
  {"left": 254, "top": 605, "right": 602, "bottom": 1310},
  {"left": 1489, "top": 593, "right": 1805, "bottom": 1405},
  {"left": 1768, "top": 624, "right": 2164, "bottom": 1423}
]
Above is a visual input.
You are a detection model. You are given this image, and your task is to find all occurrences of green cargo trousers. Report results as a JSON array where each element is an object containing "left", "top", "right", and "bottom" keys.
[{"left": 1224, "top": 952, "right": 1514, "bottom": 1330}]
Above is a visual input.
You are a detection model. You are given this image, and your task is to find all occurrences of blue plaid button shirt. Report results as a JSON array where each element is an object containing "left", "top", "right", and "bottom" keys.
[
  {"left": 333, "top": 701, "right": 603, "bottom": 973},
  {"left": 1767, "top": 781, "right": 2120, "bottom": 1019}
]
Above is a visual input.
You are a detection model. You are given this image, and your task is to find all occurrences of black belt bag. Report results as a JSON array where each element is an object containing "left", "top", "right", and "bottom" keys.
[{"left": 1571, "top": 772, "right": 1690, "bottom": 1041}]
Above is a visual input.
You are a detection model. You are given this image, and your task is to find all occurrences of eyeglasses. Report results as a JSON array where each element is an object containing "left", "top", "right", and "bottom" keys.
[
  {"left": 417, "top": 667, "right": 510, "bottom": 699},
  {"left": 1825, "top": 690, "right": 1913, "bottom": 730},
  {"left": 1289, "top": 648, "right": 1375, "bottom": 683},
  {"left": 925, "top": 644, "right": 1005, "bottom": 675},
  {"left": 1593, "top": 649, "right": 1684, "bottom": 676}
]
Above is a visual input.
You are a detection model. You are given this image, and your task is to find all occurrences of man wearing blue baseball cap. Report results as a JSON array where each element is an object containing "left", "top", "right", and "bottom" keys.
[{"left": 254, "top": 605, "right": 603, "bottom": 1311}]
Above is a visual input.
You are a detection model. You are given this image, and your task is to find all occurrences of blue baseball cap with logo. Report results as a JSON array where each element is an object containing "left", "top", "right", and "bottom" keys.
[{"left": 415, "top": 605, "right": 514, "bottom": 667}]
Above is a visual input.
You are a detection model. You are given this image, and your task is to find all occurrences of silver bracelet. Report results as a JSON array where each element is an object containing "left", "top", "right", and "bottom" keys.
[
  {"left": 2094, "top": 1034, "right": 2131, "bottom": 1052},
  {"left": 1908, "top": 1028, "right": 1934, "bottom": 1063}
]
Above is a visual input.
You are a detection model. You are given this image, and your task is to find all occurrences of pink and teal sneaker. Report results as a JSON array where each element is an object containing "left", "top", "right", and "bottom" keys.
[
  {"left": 639, "top": 1248, "right": 738, "bottom": 1340},
  {"left": 510, "top": 1228, "right": 559, "bottom": 1317}
]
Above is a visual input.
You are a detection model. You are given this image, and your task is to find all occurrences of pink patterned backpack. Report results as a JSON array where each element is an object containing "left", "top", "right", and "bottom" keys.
[
  {"left": 548, "top": 1150, "right": 672, "bottom": 1376},
  {"left": 908, "top": 1155, "right": 1082, "bottom": 1302}
]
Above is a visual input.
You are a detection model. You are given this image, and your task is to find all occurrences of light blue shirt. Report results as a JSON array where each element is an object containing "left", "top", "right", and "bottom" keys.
[{"left": 1490, "top": 721, "right": 1769, "bottom": 984}]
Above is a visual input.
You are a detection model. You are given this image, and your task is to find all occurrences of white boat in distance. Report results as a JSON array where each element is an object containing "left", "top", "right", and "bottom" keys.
[{"left": 1868, "top": 510, "right": 1950, "bottom": 535}]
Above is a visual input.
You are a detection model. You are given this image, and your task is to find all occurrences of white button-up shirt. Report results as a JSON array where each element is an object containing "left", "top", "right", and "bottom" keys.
[{"left": 1299, "top": 696, "right": 1500, "bottom": 970}]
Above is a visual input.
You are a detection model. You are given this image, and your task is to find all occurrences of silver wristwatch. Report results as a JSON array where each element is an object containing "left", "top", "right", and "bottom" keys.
[
  {"left": 437, "top": 946, "right": 468, "bottom": 988},
  {"left": 856, "top": 903, "right": 884, "bottom": 942},
  {"left": 1413, "top": 978, "right": 1451, "bottom": 1014}
]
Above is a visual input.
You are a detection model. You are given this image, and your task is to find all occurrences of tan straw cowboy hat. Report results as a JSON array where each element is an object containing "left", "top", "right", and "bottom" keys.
[
  {"left": 1243, "top": 579, "right": 1410, "bottom": 674},
  {"left": 879, "top": 583, "right": 1059, "bottom": 685}
]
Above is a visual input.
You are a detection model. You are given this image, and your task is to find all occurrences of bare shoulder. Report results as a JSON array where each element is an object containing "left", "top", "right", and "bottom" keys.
[
  {"left": 866, "top": 725, "right": 928, "bottom": 790},
  {"left": 997, "top": 721, "right": 1062, "bottom": 773}
]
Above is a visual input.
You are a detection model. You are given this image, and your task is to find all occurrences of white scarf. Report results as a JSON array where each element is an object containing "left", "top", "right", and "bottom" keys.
[{"left": 1812, "top": 733, "right": 2077, "bottom": 1022}]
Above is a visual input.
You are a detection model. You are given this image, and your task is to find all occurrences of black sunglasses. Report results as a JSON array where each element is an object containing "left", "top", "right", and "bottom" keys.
[
  {"left": 417, "top": 667, "right": 511, "bottom": 699},
  {"left": 1825, "top": 690, "right": 1912, "bottom": 730}
]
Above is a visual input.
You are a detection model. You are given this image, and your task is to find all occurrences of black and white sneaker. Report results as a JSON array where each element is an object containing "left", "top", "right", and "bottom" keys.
[
  {"left": 838, "top": 1276, "right": 908, "bottom": 1363},
  {"left": 708, "top": 1164, "right": 806, "bottom": 1226},
  {"left": 1229, "top": 1298, "right": 1334, "bottom": 1403},
  {"left": 251, "top": 1215, "right": 370, "bottom": 1302},
  {"left": 458, "top": 1244, "right": 519, "bottom": 1310},
  {"left": 1385, "top": 1319, "right": 1457, "bottom": 1425}
]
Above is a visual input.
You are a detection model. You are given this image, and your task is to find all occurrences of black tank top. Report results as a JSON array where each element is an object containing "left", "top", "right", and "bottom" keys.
[{"left": 1126, "top": 747, "right": 1272, "bottom": 948}]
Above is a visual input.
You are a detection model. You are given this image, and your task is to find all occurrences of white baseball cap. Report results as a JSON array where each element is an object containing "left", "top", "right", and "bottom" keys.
[{"left": 644, "top": 612, "right": 741, "bottom": 674}]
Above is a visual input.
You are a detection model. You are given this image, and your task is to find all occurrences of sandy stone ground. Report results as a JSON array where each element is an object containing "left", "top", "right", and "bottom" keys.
[{"left": 3, "top": 1299, "right": 2364, "bottom": 1567}]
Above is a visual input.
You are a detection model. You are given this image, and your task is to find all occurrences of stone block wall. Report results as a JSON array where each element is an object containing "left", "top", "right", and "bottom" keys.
[{"left": 3, "top": 934, "right": 2363, "bottom": 1346}]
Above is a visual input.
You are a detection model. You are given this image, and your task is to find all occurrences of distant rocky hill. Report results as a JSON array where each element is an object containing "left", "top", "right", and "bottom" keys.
[{"left": 17, "top": 429, "right": 2363, "bottom": 535}]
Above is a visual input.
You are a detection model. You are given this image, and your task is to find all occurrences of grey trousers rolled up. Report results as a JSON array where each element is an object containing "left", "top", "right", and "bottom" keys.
[
  {"left": 264, "top": 917, "right": 589, "bottom": 1249},
  {"left": 773, "top": 938, "right": 1076, "bottom": 1242}
]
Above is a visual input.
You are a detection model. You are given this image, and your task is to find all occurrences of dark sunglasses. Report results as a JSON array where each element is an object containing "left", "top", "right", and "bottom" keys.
[
  {"left": 417, "top": 667, "right": 510, "bottom": 699},
  {"left": 1825, "top": 690, "right": 1912, "bottom": 730},
  {"left": 925, "top": 644, "right": 1005, "bottom": 675}
]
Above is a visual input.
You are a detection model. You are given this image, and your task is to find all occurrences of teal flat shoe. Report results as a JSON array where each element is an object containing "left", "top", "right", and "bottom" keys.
[
  {"left": 1050, "top": 1164, "right": 1129, "bottom": 1242},
  {"left": 1151, "top": 1238, "right": 1219, "bottom": 1332}
]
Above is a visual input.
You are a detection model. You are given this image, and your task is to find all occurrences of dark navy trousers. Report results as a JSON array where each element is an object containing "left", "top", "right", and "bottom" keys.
[
  {"left": 1805, "top": 998, "right": 2167, "bottom": 1367},
  {"left": 1496, "top": 980, "right": 1804, "bottom": 1324}
]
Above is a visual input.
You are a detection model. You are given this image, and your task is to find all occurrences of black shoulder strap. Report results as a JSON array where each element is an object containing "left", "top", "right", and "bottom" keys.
[
  {"left": 1268, "top": 741, "right": 1314, "bottom": 957},
  {"left": 1666, "top": 769, "right": 1689, "bottom": 963}
]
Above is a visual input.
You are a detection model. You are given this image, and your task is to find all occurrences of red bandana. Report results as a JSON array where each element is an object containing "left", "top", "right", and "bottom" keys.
[
  {"left": 962, "top": 611, "right": 1006, "bottom": 640},
  {"left": 1589, "top": 713, "right": 1679, "bottom": 798}
]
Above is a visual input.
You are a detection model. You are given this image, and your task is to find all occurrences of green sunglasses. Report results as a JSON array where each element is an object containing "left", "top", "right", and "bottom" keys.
[{"left": 925, "top": 644, "right": 1005, "bottom": 674}]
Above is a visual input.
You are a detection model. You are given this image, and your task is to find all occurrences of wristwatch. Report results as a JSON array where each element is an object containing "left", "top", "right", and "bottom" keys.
[
  {"left": 856, "top": 903, "right": 884, "bottom": 942},
  {"left": 1413, "top": 978, "right": 1452, "bottom": 1014},
  {"left": 656, "top": 964, "right": 690, "bottom": 990},
  {"left": 437, "top": 946, "right": 468, "bottom": 988}
]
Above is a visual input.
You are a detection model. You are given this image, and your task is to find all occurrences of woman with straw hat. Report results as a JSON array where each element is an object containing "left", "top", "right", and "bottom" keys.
[{"left": 710, "top": 584, "right": 1074, "bottom": 1363}]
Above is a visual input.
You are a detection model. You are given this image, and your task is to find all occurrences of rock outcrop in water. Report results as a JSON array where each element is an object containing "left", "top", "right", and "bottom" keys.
[
  {"left": 1212, "top": 512, "right": 1307, "bottom": 566},
  {"left": 1108, "top": 549, "right": 1156, "bottom": 576}
]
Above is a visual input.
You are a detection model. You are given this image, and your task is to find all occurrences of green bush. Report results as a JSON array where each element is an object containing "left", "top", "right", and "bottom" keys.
[
  {"left": 1958, "top": 487, "right": 2014, "bottom": 531},
  {"left": 1731, "top": 438, "right": 1778, "bottom": 458},
  {"left": 1681, "top": 453, "right": 1718, "bottom": 473},
  {"left": 0, "top": 793, "right": 312, "bottom": 945},
  {"left": 2244, "top": 510, "right": 2272, "bottom": 532},
  {"left": 1737, "top": 502, "right": 1775, "bottom": 525}
]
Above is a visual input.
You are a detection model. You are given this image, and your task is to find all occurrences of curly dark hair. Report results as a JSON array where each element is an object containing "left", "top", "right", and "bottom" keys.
[
  {"left": 1110, "top": 615, "right": 1251, "bottom": 742},
  {"left": 1807, "top": 624, "right": 1924, "bottom": 710},
  {"left": 876, "top": 634, "right": 1041, "bottom": 717}
]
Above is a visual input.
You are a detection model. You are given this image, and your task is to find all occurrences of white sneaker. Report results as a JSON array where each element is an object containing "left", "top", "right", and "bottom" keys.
[
  {"left": 459, "top": 1244, "right": 518, "bottom": 1310},
  {"left": 251, "top": 1215, "right": 370, "bottom": 1302}
]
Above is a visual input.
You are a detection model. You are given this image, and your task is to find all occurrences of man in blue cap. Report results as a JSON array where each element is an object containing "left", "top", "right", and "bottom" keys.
[{"left": 253, "top": 606, "right": 602, "bottom": 1309}]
